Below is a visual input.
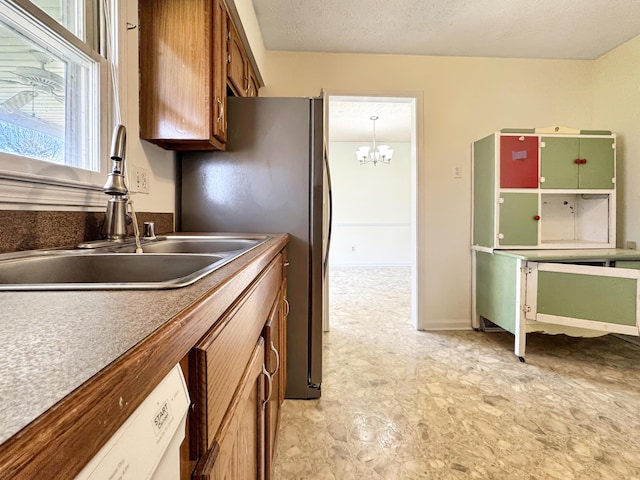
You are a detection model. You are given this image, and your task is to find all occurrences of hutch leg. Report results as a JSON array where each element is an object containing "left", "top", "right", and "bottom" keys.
[
  {"left": 471, "top": 250, "right": 480, "bottom": 330},
  {"left": 514, "top": 258, "right": 526, "bottom": 362},
  {"left": 514, "top": 324, "right": 526, "bottom": 362}
]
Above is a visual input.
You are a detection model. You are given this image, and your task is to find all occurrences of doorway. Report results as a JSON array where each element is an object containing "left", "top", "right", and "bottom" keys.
[{"left": 325, "top": 94, "right": 418, "bottom": 330}]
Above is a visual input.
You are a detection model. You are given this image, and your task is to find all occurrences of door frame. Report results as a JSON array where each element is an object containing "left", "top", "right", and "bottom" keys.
[{"left": 323, "top": 90, "right": 423, "bottom": 330}]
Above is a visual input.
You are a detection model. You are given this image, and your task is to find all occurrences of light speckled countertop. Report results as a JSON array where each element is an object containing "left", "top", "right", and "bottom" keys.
[{"left": 0, "top": 234, "right": 285, "bottom": 445}]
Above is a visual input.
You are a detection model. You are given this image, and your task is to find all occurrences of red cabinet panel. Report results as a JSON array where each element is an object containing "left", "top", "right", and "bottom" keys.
[{"left": 500, "top": 136, "right": 539, "bottom": 188}]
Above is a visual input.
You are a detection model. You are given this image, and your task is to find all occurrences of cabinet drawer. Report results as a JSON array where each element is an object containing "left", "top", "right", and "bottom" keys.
[{"left": 193, "top": 255, "right": 281, "bottom": 452}]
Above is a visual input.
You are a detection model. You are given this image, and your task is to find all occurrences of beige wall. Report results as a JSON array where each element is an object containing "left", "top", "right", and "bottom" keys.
[
  {"left": 260, "top": 51, "right": 595, "bottom": 329},
  {"left": 593, "top": 35, "right": 640, "bottom": 248}
]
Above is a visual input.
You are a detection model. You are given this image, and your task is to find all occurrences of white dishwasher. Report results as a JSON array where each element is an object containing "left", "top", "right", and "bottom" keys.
[{"left": 76, "top": 364, "right": 190, "bottom": 480}]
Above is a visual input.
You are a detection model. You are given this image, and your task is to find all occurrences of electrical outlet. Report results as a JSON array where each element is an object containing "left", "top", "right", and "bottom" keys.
[
  {"left": 626, "top": 241, "right": 637, "bottom": 250},
  {"left": 351, "top": 245, "right": 356, "bottom": 252},
  {"left": 453, "top": 166, "right": 462, "bottom": 178},
  {"left": 131, "top": 165, "right": 150, "bottom": 194}
]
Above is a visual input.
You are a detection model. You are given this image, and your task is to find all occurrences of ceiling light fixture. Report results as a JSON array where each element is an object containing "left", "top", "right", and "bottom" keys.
[{"left": 356, "top": 115, "right": 393, "bottom": 166}]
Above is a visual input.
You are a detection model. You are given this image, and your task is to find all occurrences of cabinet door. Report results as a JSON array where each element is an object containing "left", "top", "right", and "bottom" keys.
[
  {"left": 193, "top": 257, "right": 281, "bottom": 452},
  {"left": 540, "top": 137, "right": 580, "bottom": 189},
  {"left": 526, "top": 262, "right": 640, "bottom": 335},
  {"left": 498, "top": 193, "right": 539, "bottom": 246},
  {"left": 540, "top": 137, "right": 615, "bottom": 189},
  {"left": 211, "top": 420, "right": 238, "bottom": 480},
  {"left": 212, "top": 0, "right": 227, "bottom": 143},
  {"left": 263, "top": 299, "right": 282, "bottom": 480},
  {"left": 227, "top": 18, "right": 248, "bottom": 96},
  {"left": 278, "top": 278, "right": 287, "bottom": 406},
  {"left": 578, "top": 137, "right": 615, "bottom": 189},
  {"left": 194, "top": 340, "right": 266, "bottom": 480},
  {"left": 138, "top": 0, "right": 226, "bottom": 150},
  {"left": 500, "top": 135, "right": 538, "bottom": 188},
  {"left": 236, "top": 340, "right": 266, "bottom": 480}
]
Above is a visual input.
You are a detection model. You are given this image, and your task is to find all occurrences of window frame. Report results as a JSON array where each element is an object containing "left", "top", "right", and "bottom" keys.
[{"left": 0, "top": 0, "right": 113, "bottom": 209}]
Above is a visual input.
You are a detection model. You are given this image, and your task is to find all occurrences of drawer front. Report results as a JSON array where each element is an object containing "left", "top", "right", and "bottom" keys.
[{"left": 194, "top": 255, "right": 281, "bottom": 452}]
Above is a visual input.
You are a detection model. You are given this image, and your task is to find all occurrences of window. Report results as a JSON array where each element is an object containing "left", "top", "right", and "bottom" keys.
[{"left": 0, "top": 0, "right": 110, "bottom": 208}]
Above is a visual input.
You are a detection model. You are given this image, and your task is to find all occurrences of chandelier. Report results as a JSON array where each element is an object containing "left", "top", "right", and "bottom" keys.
[{"left": 356, "top": 115, "right": 393, "bottom": 166}]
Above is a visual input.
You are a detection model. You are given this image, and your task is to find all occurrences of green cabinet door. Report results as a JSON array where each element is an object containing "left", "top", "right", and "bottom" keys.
[
  {"left": 541, "top": 137, "right": 614, "bottom": 189},
  {"left": 535, "top": 263, "right": 638, "bottom": 330},
  {"left": 540, "top": 137, "right": 580, "bottom": 189},
  {"left": 578, "top": 138, "right": 615, "bottom": 189},
  {"left": 498, "top": 193, "right": 538, "bottom": 246},
  {"left": 473, "top": 134, "right": 496, "bottom": 247}
]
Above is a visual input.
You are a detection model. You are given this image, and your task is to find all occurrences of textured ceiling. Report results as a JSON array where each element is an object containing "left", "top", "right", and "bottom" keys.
[
  {"left": 329, "top": 97, "right": 412, "bottom": 143},
  {"left": 251, "top": 0, "right": 640, "bottom": 60}
]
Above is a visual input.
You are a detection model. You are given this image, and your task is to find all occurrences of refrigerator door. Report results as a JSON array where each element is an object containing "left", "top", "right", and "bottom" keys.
[
  {"left": 322, "top": 94, "right": 333, "bottom": 334},
  {"left": 308, "top": 97, "right": 324, "bottom": 394},
  {"left": 180, "top": 96, "right": 323, "bottom": 399}
]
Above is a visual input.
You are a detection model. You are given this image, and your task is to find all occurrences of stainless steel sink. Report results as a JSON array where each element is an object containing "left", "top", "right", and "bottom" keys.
[
  {"left": 111, "top": 236, "right": 266, "bottom": 254},
  {"left": 0, "top": 253, "right": 228, "bottom": 290},
  {"left": 0, "top": 235, "right": 269, "bottom": 290}
]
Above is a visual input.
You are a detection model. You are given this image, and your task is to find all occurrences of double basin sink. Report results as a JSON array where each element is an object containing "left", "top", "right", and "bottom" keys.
[{"left": 0, "top": 235, "right": 268, "bottom": 290}]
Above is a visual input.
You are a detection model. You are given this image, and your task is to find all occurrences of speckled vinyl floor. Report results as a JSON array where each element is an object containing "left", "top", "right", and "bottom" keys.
[{"left": 273, "top": 266, "right": 640, "bottom": 480}]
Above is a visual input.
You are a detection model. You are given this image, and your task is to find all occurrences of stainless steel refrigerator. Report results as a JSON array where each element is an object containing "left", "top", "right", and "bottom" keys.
[{"left": 179, "top": 96, "right": 329, "bottom": 399}]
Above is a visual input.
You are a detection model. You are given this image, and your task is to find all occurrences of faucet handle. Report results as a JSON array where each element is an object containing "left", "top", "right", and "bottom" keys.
[{"left": 143, "top": 221, "right": 156, "bottom": 239}]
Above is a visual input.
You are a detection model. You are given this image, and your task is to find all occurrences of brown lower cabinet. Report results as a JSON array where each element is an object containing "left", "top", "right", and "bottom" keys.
[
  {"left": 187, "top": 253, "right": 286, "bottom": 479},
  {"left": 0, "top": 238, "right": 288, "bottom": 480}
]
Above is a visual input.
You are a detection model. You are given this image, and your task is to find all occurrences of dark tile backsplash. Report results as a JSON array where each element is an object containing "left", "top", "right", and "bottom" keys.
[{"left": 0, "top": 211, "right": 174, "bottom": 254}]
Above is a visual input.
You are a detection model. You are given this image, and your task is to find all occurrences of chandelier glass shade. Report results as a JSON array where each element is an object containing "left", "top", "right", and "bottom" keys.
[{"left": 356, "top": 115, "right": 393, "bottom": 166}]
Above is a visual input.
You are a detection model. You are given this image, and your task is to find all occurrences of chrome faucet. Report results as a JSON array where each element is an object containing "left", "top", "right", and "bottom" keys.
[{"left": 103, "top": 125, "right": 129, "bottom": 240}]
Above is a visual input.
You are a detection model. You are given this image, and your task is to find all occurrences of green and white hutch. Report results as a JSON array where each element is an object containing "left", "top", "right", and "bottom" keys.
[{"left": 472, "top": 126, "right": 640, "bottom": 361}]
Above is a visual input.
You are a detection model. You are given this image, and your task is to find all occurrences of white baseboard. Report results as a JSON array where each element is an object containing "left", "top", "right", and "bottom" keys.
[
  {"left": 418, "top": 318, "right": 472, "bottom": 331},
  {"left": 329, "top": 262, "right": 412, "bottom": 267}
]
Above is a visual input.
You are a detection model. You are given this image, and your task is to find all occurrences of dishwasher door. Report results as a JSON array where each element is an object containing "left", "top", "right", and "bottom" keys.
[{"left": 75, "top": 364, "right": 190, "bottom": 480}]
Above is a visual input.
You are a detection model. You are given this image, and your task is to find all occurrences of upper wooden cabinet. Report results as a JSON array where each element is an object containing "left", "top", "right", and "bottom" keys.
[
  {"left": 227, "top": 16, "right": 260, "bottom": 97},
  {"left": 138, "top": 0, "right": 262, "bottom": 151}
]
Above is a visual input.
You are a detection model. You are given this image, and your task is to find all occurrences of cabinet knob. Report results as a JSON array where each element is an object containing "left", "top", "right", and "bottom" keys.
[
  {"left": 581, "top": 158, "right": 588, "bottom": 164},
  {"left": 574, "top": 158, "right": 581, "bottom": 164},
  {"left": 575, "top": 158, "right": 587, "bottom": 164},
  {"left": 533, "top": 215, "right": 541, "bottom": 221}
]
